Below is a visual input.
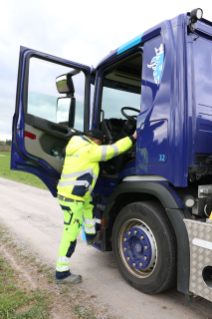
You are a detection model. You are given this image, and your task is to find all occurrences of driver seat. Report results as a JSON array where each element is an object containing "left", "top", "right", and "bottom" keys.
[
  {"left": 102, "top": 118, "right": 126, "bottom": 144},
  {"left": 100, "top": 118, "right": 131, "bottom": 178},
  {"left": 101, "top": 119, "right": 113, "bottom": 144}
]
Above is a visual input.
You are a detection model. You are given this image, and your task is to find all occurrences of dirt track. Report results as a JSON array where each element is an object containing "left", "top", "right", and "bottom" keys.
[{"left": 1, "top": 177, "right": 212, "bottom": 319}]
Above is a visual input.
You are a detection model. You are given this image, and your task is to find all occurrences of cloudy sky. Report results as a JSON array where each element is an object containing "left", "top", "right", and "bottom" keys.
[{"left": 0, "top": 0, "right": 211, "bottom": 140}]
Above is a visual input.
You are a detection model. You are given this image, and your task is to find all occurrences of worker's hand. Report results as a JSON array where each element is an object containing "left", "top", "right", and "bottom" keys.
[{"left": 133, "top": 130, "right": 137, "bottom": 140}]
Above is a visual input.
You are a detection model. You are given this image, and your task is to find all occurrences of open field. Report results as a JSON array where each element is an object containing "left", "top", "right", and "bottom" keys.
[{"left": 0, "top": 152, "right": 47, "bottom": 190}]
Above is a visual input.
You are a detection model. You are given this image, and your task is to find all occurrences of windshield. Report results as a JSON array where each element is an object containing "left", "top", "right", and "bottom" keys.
[{"left": 102, "top": 87, "right": 141, "bottom": 119}]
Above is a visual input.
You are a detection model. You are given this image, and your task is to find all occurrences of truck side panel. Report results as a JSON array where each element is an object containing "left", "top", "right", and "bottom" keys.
[{"left": 136, "top": 15, "right": 188, "bottom": 187}]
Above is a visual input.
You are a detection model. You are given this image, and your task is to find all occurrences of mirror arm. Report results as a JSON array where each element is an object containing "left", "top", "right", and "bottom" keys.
[
  {"left": 100, "top": 109, "right": 105, "bottom": 122},
  {"left": 67, "top": 93, "right": 74, "bottom": 98},
  {"left": 69, "top": 97, "right": 76, "bottom": 128}
]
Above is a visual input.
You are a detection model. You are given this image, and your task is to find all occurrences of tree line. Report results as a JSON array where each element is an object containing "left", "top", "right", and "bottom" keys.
[{"left": 0, "top": 140, "right": 12, "bottom": 146}]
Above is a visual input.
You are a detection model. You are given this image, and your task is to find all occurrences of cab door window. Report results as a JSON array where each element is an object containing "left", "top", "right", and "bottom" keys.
[
  {"left": 100, "top": 53, "right": 142, "bottom": 140},
  {"left": 98, "top": 53, "right": 142, "bottom": 177},
  {"left": 27, "top": 57, "right": 85, "bottom": 132},
  {"left": 102, "top": 86, "right": 141, "bottom": 119}
]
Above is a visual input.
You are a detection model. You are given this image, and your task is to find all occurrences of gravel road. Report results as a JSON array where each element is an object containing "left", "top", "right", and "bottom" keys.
[{"left": 0, "top": 177, "right": 212, "bottom": 319}]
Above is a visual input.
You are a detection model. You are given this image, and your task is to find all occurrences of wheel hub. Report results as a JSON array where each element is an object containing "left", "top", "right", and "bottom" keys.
[
  {"left": 122, "top": 226, "right": 152, "bottom": 270},
  {"left": 135, "top": 242, "right": 142, "bottom": 253}
]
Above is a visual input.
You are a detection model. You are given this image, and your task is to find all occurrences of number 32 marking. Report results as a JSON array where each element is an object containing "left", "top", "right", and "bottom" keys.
[{"left": 159, "top": 154, "right": 166, "bottom": 162}]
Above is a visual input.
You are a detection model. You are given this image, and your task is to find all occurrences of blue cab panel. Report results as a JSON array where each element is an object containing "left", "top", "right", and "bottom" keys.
[
  {"left": 137, "top": 120, "right": 168, "bottom": 168},
  {"left": 193, "top": 36, "right": 212, "bottom": 155},
  {"left": 94, "top": 15, "right": 189, "bottom": 187}
]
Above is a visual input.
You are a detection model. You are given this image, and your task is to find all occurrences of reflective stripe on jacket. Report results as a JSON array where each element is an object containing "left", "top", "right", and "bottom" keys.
[{"left": 57, "top": 135, "right": 133, "bottom": 201}]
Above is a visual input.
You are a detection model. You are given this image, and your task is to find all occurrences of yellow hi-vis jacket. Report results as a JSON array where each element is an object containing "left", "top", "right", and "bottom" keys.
[{"left": 57, "top": 135, "right": 134, "bottom": 201}]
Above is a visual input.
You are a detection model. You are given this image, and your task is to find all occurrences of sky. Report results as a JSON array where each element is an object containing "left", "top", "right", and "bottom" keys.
[{"left": 0, "top": 0, "right": 211, "bottom": 140}]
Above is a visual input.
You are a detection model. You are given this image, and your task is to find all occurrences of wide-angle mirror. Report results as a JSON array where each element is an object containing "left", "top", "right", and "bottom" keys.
[{"left": 57, "top": 97, "right": 75, "bottom": 127}]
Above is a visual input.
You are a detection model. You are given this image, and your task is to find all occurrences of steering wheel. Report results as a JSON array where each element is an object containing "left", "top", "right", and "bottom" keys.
[{"left": 121, "top": 107, "right": 140, "bottom": 122}]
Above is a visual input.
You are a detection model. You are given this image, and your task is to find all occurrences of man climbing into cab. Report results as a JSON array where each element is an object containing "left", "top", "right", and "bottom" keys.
[{"left": 55, "top": 128, "right": 137, "bottom": 284}]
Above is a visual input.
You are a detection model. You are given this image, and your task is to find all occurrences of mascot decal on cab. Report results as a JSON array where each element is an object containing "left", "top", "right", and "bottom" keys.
[{"left": 147, "top": 44, "right": 164, "bottom": 85}]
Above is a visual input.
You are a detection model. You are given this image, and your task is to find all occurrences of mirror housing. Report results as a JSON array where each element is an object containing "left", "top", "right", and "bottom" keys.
[{"left": 56, "top": 69, "right": 80, "bottom": 95}]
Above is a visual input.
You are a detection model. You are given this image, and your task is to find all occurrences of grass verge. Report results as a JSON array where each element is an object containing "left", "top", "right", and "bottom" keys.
[
  {"left": 0, "top": 224, "right": 117, "bottom": 319},
  {"left": 0, "top": 152, "right": 47, "bottom": 190},
  {"left": 0, "top": 253, "right": 50, "bottom": 319}
]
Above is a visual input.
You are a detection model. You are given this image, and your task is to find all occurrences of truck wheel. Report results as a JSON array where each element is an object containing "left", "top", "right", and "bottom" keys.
[{"left": 112, "top": 201, "right": 177, "bottom": 294}]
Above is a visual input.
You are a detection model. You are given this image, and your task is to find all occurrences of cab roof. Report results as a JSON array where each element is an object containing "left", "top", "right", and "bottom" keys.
[{"left": 96, "top": 12, "right": 212, "bottom": 69}]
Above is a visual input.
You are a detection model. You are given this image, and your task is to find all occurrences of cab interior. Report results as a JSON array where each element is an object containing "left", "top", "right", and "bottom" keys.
[{"left": 98, "top": 53, "right": 142, "bottom": 178}]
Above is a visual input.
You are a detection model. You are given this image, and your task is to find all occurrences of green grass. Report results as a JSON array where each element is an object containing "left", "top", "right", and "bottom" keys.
[
  {"left": 74, "top": 304, "right": 96, "bottom": 319},
  {"left": 0, "top": 254, "right": 50, "bottom": 319},
  {"left": 0, "top": 152, "right": 47, "bottom": 190}
]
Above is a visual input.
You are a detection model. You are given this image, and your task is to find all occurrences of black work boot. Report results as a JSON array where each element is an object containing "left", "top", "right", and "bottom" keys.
[
  {"left": 87, "top": 230, "right": 101, "bottom": 245},
  {"left": 55, "top": 274, "right": 82, "bottom": 284}
]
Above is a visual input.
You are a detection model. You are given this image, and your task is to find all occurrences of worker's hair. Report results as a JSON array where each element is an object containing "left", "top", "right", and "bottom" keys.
[
  {"left": 88, "top": 135, "right": 102, "bottom": 145},
  {"left": 88, "top": 129, "right": 103, "bottom": 143}
]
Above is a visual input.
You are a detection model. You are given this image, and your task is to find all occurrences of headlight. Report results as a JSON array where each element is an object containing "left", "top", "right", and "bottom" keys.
[
  {"left": 190, "top": 8, "right": 203, "bottom": 23},
  {"left": 184, "top": 196, "right": 195, "bottom": 208}
]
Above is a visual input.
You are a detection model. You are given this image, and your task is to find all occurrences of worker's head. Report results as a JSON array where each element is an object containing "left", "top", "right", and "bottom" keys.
[{"left": 88, "top": 129, "right": 103, "bottom": 145}]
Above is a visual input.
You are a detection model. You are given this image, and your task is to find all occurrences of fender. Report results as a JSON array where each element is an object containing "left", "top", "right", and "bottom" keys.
[{"left": 101, "top": 181, "right": 191, "bottom": 295}]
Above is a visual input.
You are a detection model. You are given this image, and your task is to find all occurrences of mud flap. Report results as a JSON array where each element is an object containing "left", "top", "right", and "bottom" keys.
[{"left": 184, "top": 219, "right": 212, "bottom": 302}]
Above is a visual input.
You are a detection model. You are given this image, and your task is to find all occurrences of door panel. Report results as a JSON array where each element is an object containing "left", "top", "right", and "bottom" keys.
[
  {"left": 24, "top": 123, "right": 66, "bottom": 174},
  {"left": 11, "top": 46, "right": 91, "bottom": 196},
  {"left": 25, "top": 113, "right": 73, "bottom": 140}
]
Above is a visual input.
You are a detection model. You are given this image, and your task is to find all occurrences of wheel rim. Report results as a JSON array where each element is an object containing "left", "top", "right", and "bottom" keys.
[{"left": 118, "top": 218, "right": 157, "bottom": 278}]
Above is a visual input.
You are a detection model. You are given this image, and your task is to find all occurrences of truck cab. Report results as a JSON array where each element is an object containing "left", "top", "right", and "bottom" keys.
[{"left": 11, "top": 9, "right": 212, "bottom": 301}]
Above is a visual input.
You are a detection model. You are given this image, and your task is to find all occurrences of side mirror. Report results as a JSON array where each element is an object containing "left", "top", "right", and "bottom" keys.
[
  {"left": 56, "top": 69, "right": 80, "bottom": 95},
  {"left": 56, "top": 69, "right": 80, "bottom": 128},
  {"left": 57, "top": 97, "right": 75, "bottom": 127}
]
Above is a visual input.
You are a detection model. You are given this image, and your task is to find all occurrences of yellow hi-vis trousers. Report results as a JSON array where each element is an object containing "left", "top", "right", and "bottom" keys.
[{"left": 56, "top": 195, "right": 96, "bottom": 278}]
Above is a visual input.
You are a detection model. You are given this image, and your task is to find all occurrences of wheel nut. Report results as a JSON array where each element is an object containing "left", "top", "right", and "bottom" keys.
[
  {"left": 124, "top": 238, "right": 127, "bottom": 242},
  {"left": 128, "top": 231, "right": 131, "bottom": 235},
  {"left": 127, "top": 257, "right": 130, "bottom": 261},
  {"left": 141, "top": 235, "right": 144, "bottom": 240},
  {"left": 144, "top": 245, "right": 148, "bottom": 250},
  {"left": 124, "top": 247, "right": 127, "bottom": 251},
  {"left": 133, "top": 263, "right": 136, "bottom": 267},
  {"left": 144, "top": 256, "right": 148, "bottom": 261},
  {"left": 134, "top": 230, "right": 138, "bottom": 235},
  {"left": 139, "top": 262, "right": 143, "bottom": 267}
]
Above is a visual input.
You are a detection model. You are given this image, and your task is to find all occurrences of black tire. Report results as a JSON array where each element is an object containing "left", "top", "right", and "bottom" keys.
[{"left": 112, "top": 201, "right": 177, "bottom": 294}]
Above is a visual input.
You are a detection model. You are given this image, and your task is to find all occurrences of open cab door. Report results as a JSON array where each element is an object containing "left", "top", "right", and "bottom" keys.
[{"left": 11, "top": 46, "right": 91, "bottom": 196}]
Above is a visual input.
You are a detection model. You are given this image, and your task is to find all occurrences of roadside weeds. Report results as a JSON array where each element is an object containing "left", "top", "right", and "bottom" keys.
[
  {"left": 0, "top": 224, "right": 119, "bottom": 319},
  {"left": 0, "top": 253, "right": 49, "bottom": 318}
]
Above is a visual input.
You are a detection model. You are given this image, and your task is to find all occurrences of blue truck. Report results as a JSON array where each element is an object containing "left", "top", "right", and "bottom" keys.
[{"left": 11, "top": 8, "right": 212, "bottom": 302}]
